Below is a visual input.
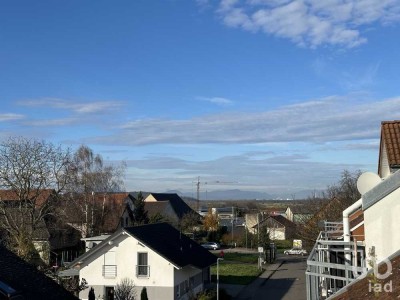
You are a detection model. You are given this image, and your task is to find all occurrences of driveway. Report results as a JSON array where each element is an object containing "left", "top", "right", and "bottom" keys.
[{"left": 232, "top": 255, "right": 307, "bottom": 300}]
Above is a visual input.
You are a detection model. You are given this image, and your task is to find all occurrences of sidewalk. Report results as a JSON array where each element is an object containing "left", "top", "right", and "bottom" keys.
[{"left": 219, "top": 259, "right": 284, "bottom": 298}]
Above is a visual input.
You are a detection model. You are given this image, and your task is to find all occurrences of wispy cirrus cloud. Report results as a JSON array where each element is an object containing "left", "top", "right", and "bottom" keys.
[
  {"left": 201, "top": 0, "right": 400, "bottom": 48},
  {"left": 0, "top": 113, "right": 25, "bottom": 122},
  {"left": 196, "top": 96, "right": 234, "bottom": 105},
  {"left": 18, "top": 98, "right": 124, "bottom": 114},
  {"left": 23, "top": 118, "right": 80, "bottom": 127}
]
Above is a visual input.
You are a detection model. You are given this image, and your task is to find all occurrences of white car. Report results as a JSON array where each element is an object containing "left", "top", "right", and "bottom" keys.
[
  {"left": 201, "top": 242, "right": 220, "bottom": 250},
  {"left": 284, "top": 248, "right": 307, "bottom": 256}
]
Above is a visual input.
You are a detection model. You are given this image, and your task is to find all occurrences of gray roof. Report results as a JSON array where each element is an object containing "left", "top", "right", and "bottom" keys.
[
  {"left": 0, "top": 245, "right": 78, "bottom": 300},
  {"left": 69, "top": 223, "right": 217, "bottom": 270},
  {"left": 146, "top": 193, "right": 197, "bottom": 219}
]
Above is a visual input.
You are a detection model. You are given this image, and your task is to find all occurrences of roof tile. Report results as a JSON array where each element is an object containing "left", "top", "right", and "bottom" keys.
[{"left": 381, "top": 120, "right": 400, "bottom": 166}]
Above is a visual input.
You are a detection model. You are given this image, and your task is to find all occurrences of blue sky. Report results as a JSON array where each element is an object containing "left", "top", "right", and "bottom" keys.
[{"left": 1, "top": 0, "right": 400, "bottom": 198}]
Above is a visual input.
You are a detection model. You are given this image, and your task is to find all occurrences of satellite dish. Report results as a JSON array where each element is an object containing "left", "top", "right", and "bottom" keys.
[{"left": 357, "top": 172, "right": 381, "bottom": 195}]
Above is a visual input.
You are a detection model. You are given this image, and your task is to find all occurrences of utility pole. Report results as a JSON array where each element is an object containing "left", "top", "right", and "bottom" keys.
[
  {"left": 91, "top": 191, "right": 94, "bottom": 236},
  {"left": 196, "top": 176, "right": 200, "bottom": 212}
]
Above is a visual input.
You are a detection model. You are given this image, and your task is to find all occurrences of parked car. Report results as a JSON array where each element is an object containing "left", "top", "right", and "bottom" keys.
[
  {"left": 284, "top": 248, "right": 307, "bottom": 256},
  {"left": 201, "top": 242, "right": 220, "bottom": 250}
]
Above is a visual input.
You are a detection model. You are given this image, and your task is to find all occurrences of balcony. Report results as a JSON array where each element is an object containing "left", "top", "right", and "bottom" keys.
[
  {"left": 136, "top": 265, "right": 150, "bottom": 277},
  {"left": 306, "top": 222, "right": 367, "bottom": 300},
  {"left": 102, "top": 265, "right": 117, "bottom": 278}
]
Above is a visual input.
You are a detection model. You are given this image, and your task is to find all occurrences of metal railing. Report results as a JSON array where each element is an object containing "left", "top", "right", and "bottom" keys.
[
  {"left": 136, "top": 265, "right": 150, "bottom": 277},
  {"left": 306, "top": 222, "right": 367, "bottom": 300},
  {"left": 102, "top": 265, "right": 117, "bottom": 278}
]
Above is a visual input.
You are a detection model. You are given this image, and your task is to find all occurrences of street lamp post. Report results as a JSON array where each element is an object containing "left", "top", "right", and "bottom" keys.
[{"left": 217, "top": 257, "right": 224, "bottom": 300}]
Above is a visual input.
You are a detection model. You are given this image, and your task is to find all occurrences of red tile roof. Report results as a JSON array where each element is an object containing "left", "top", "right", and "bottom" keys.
[
  {"left": 330, "top": 250, "right": 400, "bottom": 299},
  {"left": 380, "top": 120, "right": 400, "bottom": 167},
  {"left": 0, "top": 189, "right": 55, "bottom": 207}
]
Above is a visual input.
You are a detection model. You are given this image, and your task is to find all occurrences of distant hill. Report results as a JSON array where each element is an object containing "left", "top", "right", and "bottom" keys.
[
  {"left": 166, "top": 189, "right": 274, "bottom": 201},
  {"left": 166, "top": 188, "right": 322, "bottom": 201}
]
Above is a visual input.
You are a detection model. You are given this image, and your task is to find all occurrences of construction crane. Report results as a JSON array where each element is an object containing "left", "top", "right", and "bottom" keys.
[{"left": 193, "top": 176, "right": 237, "bottom": 211}]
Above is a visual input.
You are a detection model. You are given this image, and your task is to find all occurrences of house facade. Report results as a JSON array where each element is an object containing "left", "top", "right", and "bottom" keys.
[
  {"left": 362, "top": 169, "right": 400, "bottom": 261},
  {"left": 120, "top": 192, "right": 199, "bottom": 228},
  {"left": 285, "top": 206, "right": 313, "bottom": 223},
  {"left": 68, "top": 223, "right": 216, "bottom": 300},
  {"left": 264, "top": 215, "right": 296, "bottom": 240},
  {"left": 306, "top": 121, "right": 400, "bottom": 300}
]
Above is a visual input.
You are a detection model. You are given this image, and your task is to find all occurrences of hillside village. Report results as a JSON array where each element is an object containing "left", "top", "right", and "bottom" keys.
[{"left": 0, "top": 120, "right": 399, "bottom": 300}]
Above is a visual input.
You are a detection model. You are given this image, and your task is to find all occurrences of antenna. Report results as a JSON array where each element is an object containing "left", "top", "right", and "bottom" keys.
[{"left": 357, "top": 172, "right": 381, "bottom": 195}]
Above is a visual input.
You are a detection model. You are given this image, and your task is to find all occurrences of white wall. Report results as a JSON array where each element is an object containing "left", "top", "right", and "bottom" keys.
[
  {"left": 78, "top": 232, "right": 205, "bottom": 300},
  {"left": 378, "top": 142, "right": 390, "bottom": 179},
  {"left": 79, "top": 233, "right": 176, "bottom": 299},
  {"left": 364, "top": 187, "right": 400, "bottom": 262},
  {"left": 268, "top": 228, "right": 285, "bottom": 240}
]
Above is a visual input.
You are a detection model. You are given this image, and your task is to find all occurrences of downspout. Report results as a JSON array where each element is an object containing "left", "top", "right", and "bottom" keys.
[
  {"left": 343, "top": 199, "right": 362, "bottom": 243},
  {"left": 342, "top": 198, "right": 362, "bottom": 282}
]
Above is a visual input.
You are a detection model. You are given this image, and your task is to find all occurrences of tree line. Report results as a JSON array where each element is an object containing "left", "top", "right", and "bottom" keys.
[{"left": 0, "top": 136, "right": 126, "bottom": 261}]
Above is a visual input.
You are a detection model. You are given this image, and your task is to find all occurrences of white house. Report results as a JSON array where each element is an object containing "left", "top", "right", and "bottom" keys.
[
  {"left": 362, "top": 169, "right": 400, "bottom": 261},
  {"left": 68, "top": 222, "right": 216, "bottom": 300},
  {"left": 81, "top": 234, "right": 110, "bottom": 252},
  {"left": 120, "top": 192, "right": 199, "bottom": 228},
  {"left": 306, "top": 120, "right": 400, "bottom": 300},
  {"left": 252, "top": 215, "right": 296, "bottom": 241}
]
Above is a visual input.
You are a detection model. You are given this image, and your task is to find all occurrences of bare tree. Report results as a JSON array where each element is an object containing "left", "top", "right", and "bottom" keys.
[
  {"left": 179, "top": 211, "right": 201, "bottom": 233},
  {"left": 323, "top": 169, "right": 361, "bottom": 208},
  {"left": 64, "top": 145, "right": 125, "bottom": 237},
  {"left": 115, "top": 278, "right": 136, "bottom": 300},
  {"left": 0, "top": 137, "right": 72, "bottom": 258},
  {"left": 297, "top": 170, "right": 362, "bottom": 247},
  {"left": 60, "top": 277, "right": 88, "bottom": 297}
]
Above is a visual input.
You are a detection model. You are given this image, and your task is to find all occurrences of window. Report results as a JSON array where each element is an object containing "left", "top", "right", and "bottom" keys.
[
  {"left": 136, "top": 252, "right": 149, "bottom": 277},
  {"left": 103, "top": 252, "right": 117, "bottom": 278}
]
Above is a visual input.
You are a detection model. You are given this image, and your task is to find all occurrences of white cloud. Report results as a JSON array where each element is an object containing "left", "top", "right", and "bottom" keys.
[
  {"left": 197, "top": 96, "right": 234, "bottom": 105},
  {"left": 0, "top": 113, "right": 24, "bottom": 122},
  {"left": 23, "top": 118, "right": 79, "bottom": 127},
  {"left": 96, "top": 95, "right": 400, "bottom": 146},
  {"left": 19, "top": 98, "right": 124, "bottom": 114},
  {"left": 208, "top": 0, "right": 400, "bottom": 48}
]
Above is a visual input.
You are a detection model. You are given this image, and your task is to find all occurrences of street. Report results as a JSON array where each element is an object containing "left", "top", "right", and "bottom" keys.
[{"left": 233, "top": 255, "right": 307, "bottom": 300}]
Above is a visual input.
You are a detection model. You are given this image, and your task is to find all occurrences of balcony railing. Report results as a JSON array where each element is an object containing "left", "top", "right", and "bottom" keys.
[
  {"left": 136, "top": 265, "right": 150, "bottom": 277},
  {"left": 102, "top": 265, "right": 117, "bottom": 278},
  {"left": 306, "top": 223, "right": 367, "bottom": 300}
]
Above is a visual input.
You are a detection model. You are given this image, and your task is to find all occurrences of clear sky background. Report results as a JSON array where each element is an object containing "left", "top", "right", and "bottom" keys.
[{"left": 1, "top": 0, "right": 400, "bottom": 198}]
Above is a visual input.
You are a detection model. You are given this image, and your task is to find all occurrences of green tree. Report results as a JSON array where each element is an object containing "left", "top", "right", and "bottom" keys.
[
  {"left": 88, "top": 287, "right": 95, "bottom": 300},
  {"left": 140, "top": 287, "right": 148, "bottom": 300},
  {"left": 132, "top": 192, "right": 149, "bottom": 225}
]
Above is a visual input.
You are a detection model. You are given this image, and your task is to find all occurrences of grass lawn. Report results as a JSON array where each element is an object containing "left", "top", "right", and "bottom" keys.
[
  {"left": 221, "top": 252, "right": 259, "bottom": 264},
  {"left": 210, "top": 253, "right": 263, "bottom": 285}
]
